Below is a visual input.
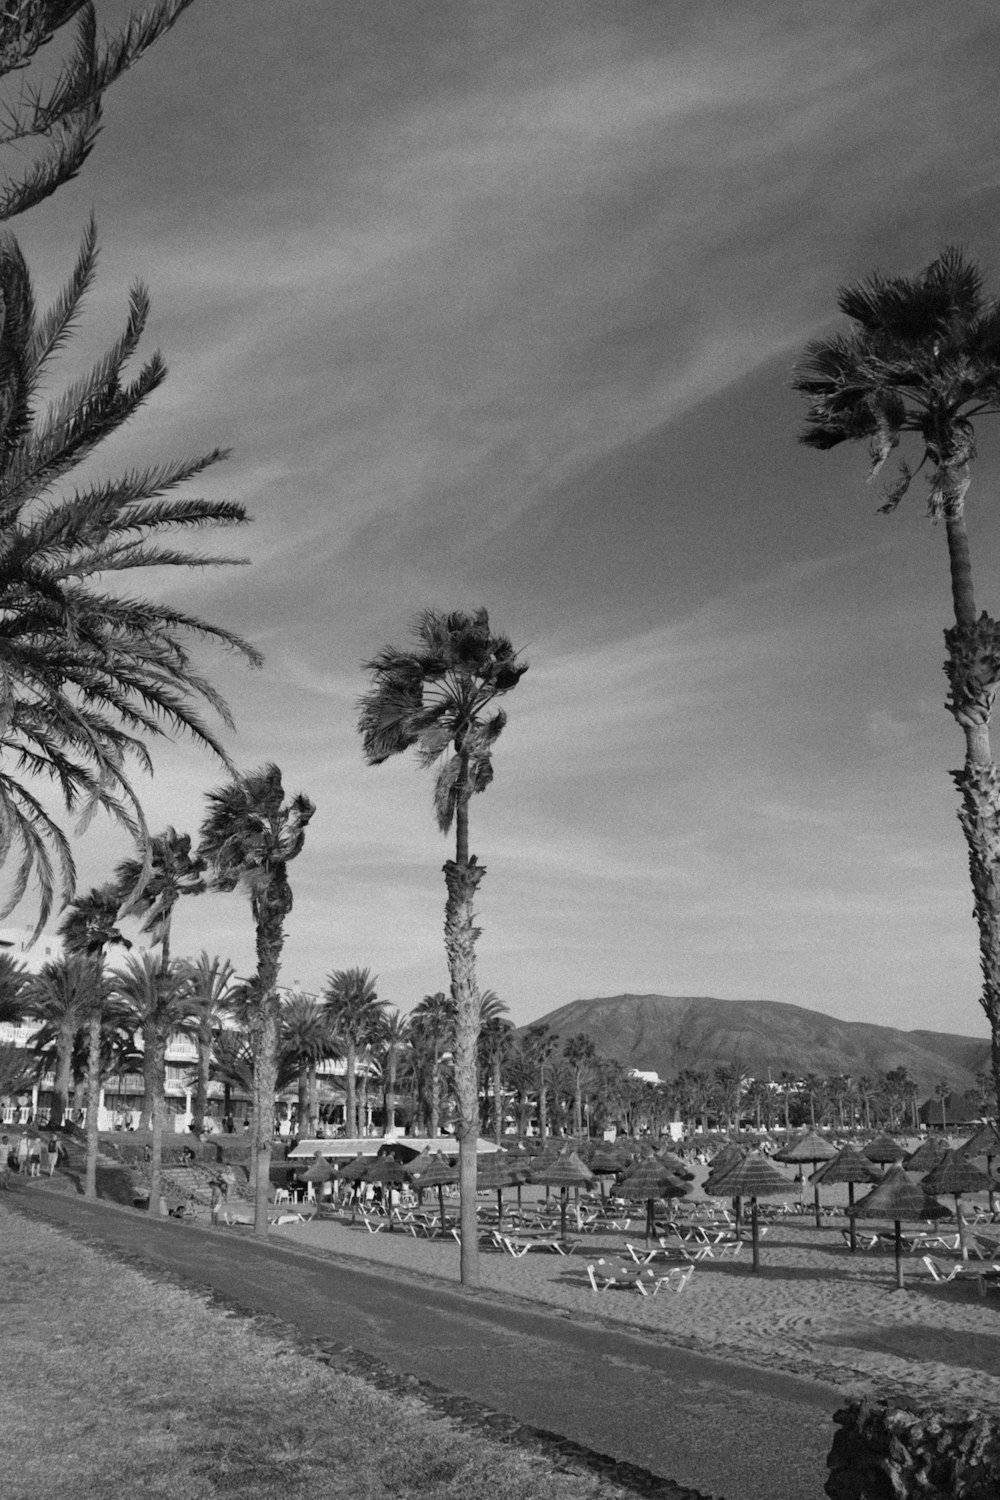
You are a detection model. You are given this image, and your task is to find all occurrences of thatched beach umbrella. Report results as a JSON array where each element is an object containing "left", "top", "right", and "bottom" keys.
[
  {"left": 338, "top": 1153, "right": 371, "bottom": 1222},
  {"left": 411, "top": 1152, "right": 459, "bottom": 1227},
  {"left": 587, "top": 1144, "right": 625, "bottom": 1201},
  {"left": 619, "top": 1158, "right": 691, "bottom": 1247},
  {"left": 297, "top": 1154, "right": 337, "bottom": 1183},
  {"left": 921, "top": 1149, "right": 995, "bottom": 1261},
  {"left": 706, "top": 1142, "right": 748, "bottom": 1224},
  {"left": 654, "top": 1149, "right": 696, "bottom": 1180},
  {"left": 365, "top": 1155, "right": 408, "bottom": 1228},
  {"left": 531, "top": 1148, "right": 596, "bottom": 1239},
  {"left": 848, "top": 1166, "right": 951, "bottom": 1290},
  {"left": 476, "top": 1150, "right": 522, "bottom": 1227},
  {"left": 809, "top": 1145, "right": 881, "bottom": 1252},
  {"left": 704, "top": 1152, "right": 796, "bottom": 1271},
  {"left": 959, "top": 1123, "right": 1000, "bottom": 1217},
  {"left": 902, "top": 1136, "right": 947, "bottom": 1173},
  {"left": 773, "top": 1131, "right": 838, "bottom": 1227},
  {"left": 862, "top": 1133, "right": 907, "bottom": 1167}
]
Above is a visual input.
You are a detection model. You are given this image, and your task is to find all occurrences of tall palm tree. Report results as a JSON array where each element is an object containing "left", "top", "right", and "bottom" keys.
[
  {"left": 115, "top": 828, "right": 206, "bottom": 973},
  {"left": 0, "top": 222, "right": 260, "bottom": 936},
  {"left": 0, "top": 951, "right": 28, "bottom": 1026},
  {"left": 563, "top": 1032, "right": 598, "bottom": 1141},
  {"left": 479, "top": 1013, "right": 515, "bottom": 1144},
  {"left": 323, "top": 967, "right": 384, "bottom": 1137},
  {"left": 409, "top": 990, "right": 455, "bottom": 1139},
  {"left": 795, "top": 249, "right": 1000, "bottom": 1121},
  {"left": 180, "top": 952, "right": 236, "bottom": 1135},
  {"left": 110, "top": 951, "right": 193, "bottom": 1212},
  {"left": 523, "top": 1023, "right": 558, "bottom": 1146},
  {"left": 58, "top": 883, "right": 129, "bottom": 1198},
  {"left": 198, "top": 764, "right": 315, "bottom": 1235},
  {"left": 359, "top": 607, "right": 527, "bottom": 1285},
  {"left": 934, "top": 1078, "right": 951, "bottom": 1133},
  {"left": 280, "top": 992, "right": 341, "bottom": 1136},
  {"left": 23, "top": 954, "right": 94, "bottom": 1127},
  {"left": 374, "top": 1008, "right": 409, "bottom": 1138},
  {"left": 0, "top": 3, "right": 199, "bottom": 225}
]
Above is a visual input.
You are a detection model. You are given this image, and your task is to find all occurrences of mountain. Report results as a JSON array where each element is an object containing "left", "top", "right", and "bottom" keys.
[{"left": 526, "top": 994, "right": 991, "bottom": 1098}]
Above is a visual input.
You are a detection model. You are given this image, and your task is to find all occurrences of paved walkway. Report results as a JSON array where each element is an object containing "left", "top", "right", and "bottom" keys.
[{"left": 10, "top": 1187, "right": 842, "bottom": 1500}]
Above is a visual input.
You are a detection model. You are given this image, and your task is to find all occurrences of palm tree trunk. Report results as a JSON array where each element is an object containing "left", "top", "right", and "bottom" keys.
[
  {"left": 429, "top": 1052, "right": 440, "bottom": 1139},
  {"left": 538, "top": 1067, "right": 547, "bottom": 1145},
  {"left": 345, "top": 1039, "right": 356, "bottom": 1139},
  {"left": 51, "top": 1024, "right": 74, "bottom": 1129},
  {"left": 84, "top": 1008, "right": 101, "bottom": 1199},
  {"left": 444, "top": 802, "right": 486, "bottom": 1288},
  {"left": 297, "top": 1060, "right": 309, "bottom": 1134},
  {"left": 944, "top": 506, "right": 1000, "bottom": 1122},
  {"left": 251, "top": 901, "right": 285, "bottom": 1237},
  {"left": 493, "top": 1054, "right": 503, "bottom": 1145},
  {"left": 147, "top": 1033, "right": 167, "bottom": 1216},
  {"left": 192, "top": 1022, "right": 211, "bottom": 1135},
  {"left": 307, "top": 1061, "right": 318, "bottom": 1135}
]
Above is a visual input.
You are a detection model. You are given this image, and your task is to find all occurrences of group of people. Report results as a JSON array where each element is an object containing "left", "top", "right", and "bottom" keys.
[{"left": 1, "top": 1129, "right": 63, "bottom": 1184}]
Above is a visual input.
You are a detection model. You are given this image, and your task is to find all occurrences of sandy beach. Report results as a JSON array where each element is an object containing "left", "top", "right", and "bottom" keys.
[{"left": 269, "top": 1170, "right": 1000, "bottom": 1415}]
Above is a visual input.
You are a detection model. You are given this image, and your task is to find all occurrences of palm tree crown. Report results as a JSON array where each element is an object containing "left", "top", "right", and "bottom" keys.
[
  {"left": 794, "top": 247, "right": 1000, "bottom": 527},
  {"left": 358, "top": 607, "right": 527, "bottom": 855}
]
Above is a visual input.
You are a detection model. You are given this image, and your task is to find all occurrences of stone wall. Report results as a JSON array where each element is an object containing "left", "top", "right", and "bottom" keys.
[{"left": 826, "top": 1395, "right": 1000, "bottom": 1499}]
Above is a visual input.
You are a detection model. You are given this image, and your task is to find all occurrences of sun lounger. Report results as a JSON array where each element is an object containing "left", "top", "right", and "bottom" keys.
[
  {"left": 587, "top": 1260, "right": 694, "bottom": 1295},
  {"left": 496, "top": 1232, "right": 577, "bottom": 1257},
  {"left": 922, "top": 1255, "right": 990, "bottom": 1295},
  {"left": 358, "top": 1211, "right": 386, "bottom": 1233}
]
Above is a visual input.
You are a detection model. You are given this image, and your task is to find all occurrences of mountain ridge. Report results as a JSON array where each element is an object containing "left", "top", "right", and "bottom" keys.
[{"left": 525, "top": 993, "right": 991, "bottom": 1097}]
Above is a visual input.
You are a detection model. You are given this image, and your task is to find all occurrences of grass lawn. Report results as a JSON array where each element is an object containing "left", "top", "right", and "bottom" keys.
[{"left": 0, "top": 1204, "right": 635, "bottom": 1500}]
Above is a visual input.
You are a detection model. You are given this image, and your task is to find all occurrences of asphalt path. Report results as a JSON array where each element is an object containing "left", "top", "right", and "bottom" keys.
[{"left": 9, "top": 1188, "right": 842, "bottom": 1500}]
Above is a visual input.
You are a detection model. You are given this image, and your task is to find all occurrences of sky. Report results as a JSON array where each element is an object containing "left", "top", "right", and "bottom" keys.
[{"left": 7, "top": 0, "right": 1000, "bottom": 1037}]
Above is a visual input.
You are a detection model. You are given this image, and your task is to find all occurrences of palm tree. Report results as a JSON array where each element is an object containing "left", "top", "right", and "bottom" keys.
[
  {"left": 934, "top": 1078, "right": 952, "bottom": 1133},
  {"left": 58, "top": 883, "right": 129, "bottom": 1198},
  {"left": 479, "top": 1013, "right": 515, "bottom": 1144},
  {"left": 0, "top": 951, "right": 28, "bottom": 1026},
  {"left": 374, "top": 1008, "right": 409, "bottom": 1138},
  {"left": 359, "top": 607, "right": 527, "bottom": 1286},
  {"left": 409, "top": 990, "right": 455, "bottom": 1139},
  {"left": 198, "top": 764, "right": 315, "bottom": 1236},
  {"left": 280, "top": 992, "right": 340, "bottom": 1136},
  {"left": 0, "top": 222, "right": 259, "bottom": 935},
  {"left": 110, "top": 951, "right": 193, "bottom": 1212},
  {"left": 180, "top": 952, "right": 236, "bottom": 1135},
  {"left": 115, "top": 828, "right": 206, "bottom": 973},
  {"left": 523, "top": 1023, "right": 558, "bottom": 1146},
  {"left": 796, "top": 249, "right": 1000, "bottom": 1122},
  {"left": 323, "top": 967, "right": 383, "bottom": 1138},
  {"left": 0, "top": 3, "right": 199, "bottom": 225},
  {"left": 23, "top": 954, "right": 94, "bottom": 1127},
  {"left": 562, "top": 1033, "right": 598, "bottom": 1141}
]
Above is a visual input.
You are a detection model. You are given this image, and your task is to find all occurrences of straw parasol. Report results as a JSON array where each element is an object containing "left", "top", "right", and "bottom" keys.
[
  {"left": 704, "top": 1151, "right": 796, "bottom": 1271},
  {"left": 959, "top": 1123, "right": 1000, "bottom": 1217},
  {"left": 410, "top": 1152, "right": 459, "bottom": 1226},
  {"left": 809, "top": 1145, "right": 881, "bottom": 1252},
  {"left": 921, "top": 1149, "right": 996, "bottom": 1261},
  {"left": 653, "top": 1149, "right": 696, "bottom": 1180},
  {"left": 531, "top": 1148, "right": 596, "bottom": 1239},
  {"left": 297, "top": 1154, "right": 338, "bottom": 1183},
  {"left": 476, "top": 1150, "right": 525, "bottom": 1226},
  {"left": 848, "top": 1165, "right": 951, "bottom": 1290},
  {"left": 772, "top": 1131, "right": 838, "bottom": 1227},
  {"left": 618, "top": 1157, "right": 691, "bottom": 1246},
  {"left": 902, "top": 1136, "right": 947, "bottom": 1173},
  {"left": 862, "top": 1133, "right": 907, "bottom": 1167},
  {"left": 363, "top": 1155, "right": 408, "bottom": 1229}
]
